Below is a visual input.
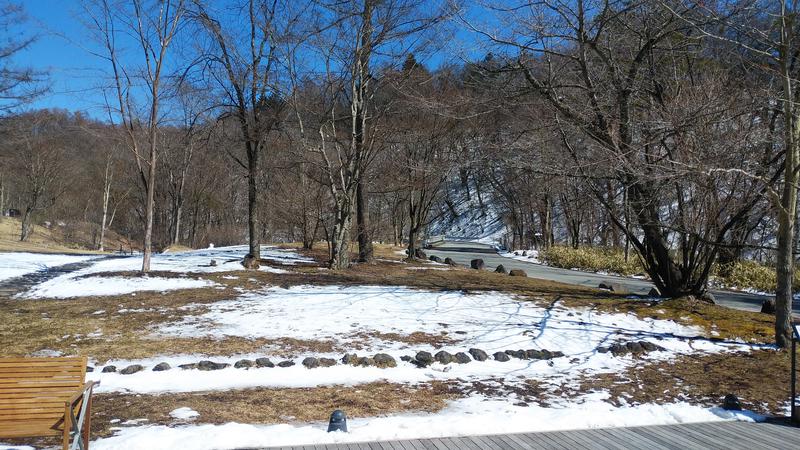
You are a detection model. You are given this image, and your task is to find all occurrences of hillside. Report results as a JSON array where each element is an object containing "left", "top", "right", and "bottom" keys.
[{"left": 0, "top": 217, "right": 129, "bottom": 254}]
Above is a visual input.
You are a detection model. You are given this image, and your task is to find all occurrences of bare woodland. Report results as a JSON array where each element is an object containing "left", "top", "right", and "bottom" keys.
[{"left": 1, "top": 0, "right": 800, "bottom": 345}]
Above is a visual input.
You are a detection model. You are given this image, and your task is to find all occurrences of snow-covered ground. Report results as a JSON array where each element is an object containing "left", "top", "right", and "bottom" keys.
[
  {"left": 0, "top": 252, "right": 100, "bottom": 282},
  {"left": 9, "top": 245, "right": 311, "bottom": 299}
]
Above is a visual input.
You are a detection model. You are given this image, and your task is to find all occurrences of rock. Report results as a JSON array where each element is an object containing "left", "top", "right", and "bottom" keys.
[
  {"left": 152, "top": 362, "right": 171, "bottom": 371},
  {"left": 319, "top": 358, "right": 337, "bottom": 367},
  {"left": 302, "top": 357, "right": 320, "bottom": 369},
  {"left": 514, "top": 251, "right": 520, "bottom": 256},
  {"left": 522, "top": 251, "right": 528, "bottom": 257},
  {"left": 429, "top": 255, "right": 443, "bottom": 263},
  {"left": 470, "top": 259, "right": 485, "bottom": 270},
  {"left": 373, "top": 353, "right": 397, "bottom": 368},
  {"left": 234, "top": 359, "right": 254, "bottom": 369},
  {"left": 414, "top": 249, "right": 427, "bottom": 260},
  {"left": 197, "top": 360, "right": 229, "bottom": 371},
  {"left": 178, "top": 363, "right": 198, "bottom": 370},
  {"left": 444, "top": 257, "right": 458, "bottom": 267},
  {"left": 647, "top": 287, "right": 661, "bottom": 297},
  {"left": 357, "top": 357, "right": 374, "bottom": 367},
  {"left": 454, "top": 352, "right": 472, "bottom": 364},
  {"left": 551, "top": 351, "right": 565, "bottom": 358},
  {"left": 277, "top": 360, "right": 295, "bottom": 368},
  {"left": 468, "top": 348, "right": 488, "bottom": 361},
  {"left": 101, "top": 365, "right": 117, "bottom": 373},
  {"left": 700, "top": 291, "right": 716, "bottom": 304},
  {"left": 341, "top": 354, "right": 360, "bottom": 365},
  {"left": 761, "top": 299, "right": 776, "bottom": 314},
  {"left": 255, "top": 357, "right": 274, "bottom": 368},
  {"left": 508, "top": 269, "right": 527, "bottom": 277},
  {"left": 210, "top": 259, "right": 217, "bottom": 267},
  {"left": 400, "top": 355, "right": 413, "bottom": 362},
  {"left": 86, "top": 366, "right": 94, "bottom": 373},
  {"left": 242, "top": 254, "right": 260, "bottom": 269},
  {"left": 540, "top": 349, "right": 553, "bottom": 359},
  {"left": 609, "top": 344, "right": 628, "bottom": 355},
  {"left": 434, "top": 350, "right": 454, "bottom": 364},
  {"left": 598, "top": 282, "right": 611, "bottom": 290},
  {"left": 505, "top": 349, "right": 527, "bottom": 359},
  {"left": 640, "top": 341, "right": 659, "bottom": 352},
  {"left": 722, "top": 394, "right": 742, "bottom": 411},
  {"left": 597, "top": 347, "right": 609, "bottom": 354},
  {"left": 494, "top": 264, "right": 507, "bottom": 274},
  {"left": 120, "top": 364, "right": 144, "bottom": 375},
  {"left": 414, "top": 351, "right": 434, "bottom": 367},
  {"left": 493, "top": 351, "right": 510, "bottom": 362},
  {"left": 626, "top": 342, "right": 644, "bottom": 354},
  {"left": 525, "top": 349, "right": 543, "bottom": 359}
]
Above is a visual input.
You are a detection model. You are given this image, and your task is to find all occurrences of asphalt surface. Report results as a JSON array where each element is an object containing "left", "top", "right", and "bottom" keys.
[{"left": 426, "top": 241, "right": 800, "bottom": 314}]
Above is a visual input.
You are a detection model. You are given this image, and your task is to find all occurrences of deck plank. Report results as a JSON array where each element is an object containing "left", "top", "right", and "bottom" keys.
[{"left": 263, "top": 421, "right": 800, "bottom": 450}]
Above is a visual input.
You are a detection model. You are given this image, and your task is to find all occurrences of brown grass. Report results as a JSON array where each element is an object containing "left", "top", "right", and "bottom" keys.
[
  {"left": 576, "top": 350, "right": 789, "bottom": 415},
  {"left": 0, "top": 217, "right": 128, "bottom": 254}
]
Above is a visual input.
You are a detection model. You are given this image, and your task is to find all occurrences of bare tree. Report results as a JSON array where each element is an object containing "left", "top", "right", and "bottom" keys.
[{"left": 0, "top": 2, "right": 47, "bottom": 114}]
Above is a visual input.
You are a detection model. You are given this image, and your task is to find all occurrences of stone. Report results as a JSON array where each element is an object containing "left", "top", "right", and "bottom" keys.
[
  {"left": 598, "top": 282, "right": 611, "bottom": 290},
  {"left": 319, "top": 358, "right": 337, "bottom": 367},
  {"left": 234, "top": 359, "right": 254, "bottom": 369},
  {"left": 626, "top": 342, "right": 644, "bottom": 354},
  {"left": 302, "top": 357, "right": 320, "bottom": 369},
  {"left": 101, "top": 365, "right": 117, "bottom": 373},
  {"left": 701, "top": 291, "right": 716, "bottom": 304},
  {"left": 522, "top": 251, "right": 528, "bottom": 256},
  {"left": 152, "top": 362, "right": 171, "bottom": 371},
  {"left": 493, "top": 351, "right": 510, "bottom": 362},
  {"left": 506, "top": 349, "right": 527, "bottom": 359},
  {"left": 640, "top": 341, "right": 659, "bottom": 352},
  {"left": 609, "top": 344, "right": 628, "bottom": 355},
  {"left": 210, "top": 259, "right": 217, "bottom": 267},
  {"left": 468, "top": 348, "right": 488, "bottom": 361},
  {"left": 277, "top": 360, "right": 295, "bottom": 368},
  {"left": 647, "top": 287, "right": 661, "bottom": 297},
  {"left": 120, "top": 364, "right": 144, "bottom": 375},
  {"left": 373, "top": 353, "right": 397, "bottom": 368},
  {"left": 197, "top": 360, "right": 229, "bottom": 371},
  {"left": 341, "top": 354, "right": 360, "bottom": 365},
  {"left": 357, "top": 357, "right": 374, "bottom": 367},
  {"left": 551, "top": 351, "right": 565, "bottom": 358},
  {"left": 434, "top": 350, "right": 454, "bottom": 364},
  {"left": 494, "top": 264, "right": 507, "bottom": 274},
  {"left": 242, "top": 254, "right": 260, "bottom": 269},
  {"left": 454, "top": 352, "right": 472, "bottom": 364},
  {"left": 540, "top": 349, "right": 553, "bottom": 359},
  {"left": 255, "top": 357, "right": 274, "bottom": 368},
  {"left": 178, "top": 363, "right": 198, "bottom": 370},
  {"left": 525, "top": 349, "right": 543, "bottom": 359},
  {"left": 761, "top": 299, "right": 776, "bottom": 314},
  {"left": 508, "top": 269, "right": 527, "bottom": 277},
  {"left": 470, "top": 259, "right": 485, "bottom": 270},
  {"left": 414, "top": 249, "right": 427, "bottom": 260},
  {"left": 414, "top": 351, "right": 434, "bottom": 367},
  {"left": 86, "top": 366, "right": 94, "bottom": 373},
  {"left": 429, "top": 255, "right": 443, "bottom": 263},
  {"left": 444, "top": 257, "right": 458, "bottom": 266},
  {"left": 514, "top": 251, "right": 520, "bottom": 256},
  {"left": 400, "top": 355, "right": 413, "bottom": 362},
  {"left": 722, "top": 393, "right": 742, "bottom": 411},
  {"left": 597, "top": 347, "right": 609, "bottom": 354}
]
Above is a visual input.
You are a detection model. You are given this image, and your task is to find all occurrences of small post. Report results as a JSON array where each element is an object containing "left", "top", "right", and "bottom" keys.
[
  {"left": 327, "top": 409, "right": 347, "bottom": 433},
  {"left": 793, "top": 324, "right": 799, "bottom": 424}
]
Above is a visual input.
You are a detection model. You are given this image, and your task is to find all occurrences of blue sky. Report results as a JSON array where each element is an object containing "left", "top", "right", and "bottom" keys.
[{"left": 13, "top": 1, "right": 493, "bottom": 121}]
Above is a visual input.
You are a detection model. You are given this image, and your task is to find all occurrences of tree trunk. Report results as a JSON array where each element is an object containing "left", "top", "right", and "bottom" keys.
[
  {"left": 141, "top": 143, "right": 157, "bottom": 272},
  {"left": 356, "top": 179, "right": 373, "bottom": 262},
  {"left": 20, "top": 208, "right": 32, "bottom": 242},
  {"left": 247, "top": 146, "right": 261, "bottom": 261},
  {"left": 329, "top": 193, "right": 354, "bottom": 270}
]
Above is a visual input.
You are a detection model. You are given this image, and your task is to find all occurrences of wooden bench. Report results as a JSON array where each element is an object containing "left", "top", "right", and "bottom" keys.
[{"left": 0, "top": 357, "right": 97, "bottom": 450}]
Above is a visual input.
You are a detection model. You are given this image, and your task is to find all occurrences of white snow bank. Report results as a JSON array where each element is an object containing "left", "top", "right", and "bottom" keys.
[
  {"left": 500, "top": 250, "right": 541, "bottom": 264},
  {"left": 24, "top": 276, "right": 217, "bottom": 299},
  {"left": 92, "top": 394, "right": 762, "bottom": 450},
  {"left": 0, "top": 252, "right": 99, "bottom": 282},
  {"left": 169, "top": 407, "right": 199, "bottom": 421}
]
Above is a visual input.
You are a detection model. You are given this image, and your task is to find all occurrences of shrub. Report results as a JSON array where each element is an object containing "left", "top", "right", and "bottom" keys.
[
  {"left": 539, "top": 246, "right": 643, "bottom": 276},
  {"left": 712, "top": 260, "right": 800, "bottom": 294}
]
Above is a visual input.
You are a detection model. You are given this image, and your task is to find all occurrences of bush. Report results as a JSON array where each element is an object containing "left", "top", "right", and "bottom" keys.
[
  {"left": 539, "top": 246, "right": 643, "bottom": 276},
  {"left": 712, "top": 260, "right": 800, "bottom": 294}
]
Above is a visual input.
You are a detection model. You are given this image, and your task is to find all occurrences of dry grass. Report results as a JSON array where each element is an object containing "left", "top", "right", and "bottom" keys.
[
  {"left": 577, "top": 350, "right": 790, "bottom": 415},
  {"left": 0, "top": 217, "right": 129, "bottom": 254}
]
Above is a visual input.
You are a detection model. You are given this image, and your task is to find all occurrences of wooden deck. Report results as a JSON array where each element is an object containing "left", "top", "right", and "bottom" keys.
[{"left": 266, "top": 421, "right": 800, "bottom": 449}]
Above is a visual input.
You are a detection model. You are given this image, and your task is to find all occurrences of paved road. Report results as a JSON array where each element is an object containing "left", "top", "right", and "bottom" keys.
[{"left": 426, "top": 241, "right": 800, "bottom": 314}]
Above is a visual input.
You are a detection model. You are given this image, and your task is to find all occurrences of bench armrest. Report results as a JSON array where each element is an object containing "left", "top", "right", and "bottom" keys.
[{"left": 66, "top": 381, "right": 98, "bottom": 407}]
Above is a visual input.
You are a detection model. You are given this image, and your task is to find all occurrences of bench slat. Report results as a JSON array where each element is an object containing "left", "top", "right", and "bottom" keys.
[{"left": 0, "top": 420, "right": 62, "bottom": 438}]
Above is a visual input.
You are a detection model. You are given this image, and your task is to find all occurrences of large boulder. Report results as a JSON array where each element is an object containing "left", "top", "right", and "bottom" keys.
[
  {"left": 454, "top": 352, "right": 472, "bottom": 364},
  {"left": 429, "top": 255, "right": 443, "bottom": 263},
  {"left": 319, "top": 358, "right": 337, "bottom": 367},
  {"left": 505, "top": 349, "right": 527, "bottom": 359},
  {"left": 302, "top": 357, "right": 320, "bottom": 369},
  {"left": 414, "top": 351, "right": 434, "bottom": 367},
  {"left": 444, "top": 257, "right": 458, "bottom": 267},
  {"left": 434, "top": 350, "right": 454, "bottom": 365},
  {"left": 341, "top": 354, "right": 360, "bottom": 365},
  {"left": 493, "top": 351, "right": 510, "bottom": 362},
  {"left": 494, "top": 264, "right": 507, "bottom": 274},
  {"left": 761, "top": 299, "right": 776, "bottom": 314},
  {"left": 255, "top": 357, "right": 274, "bottom": 368},
  {"left": 468, "top": 348, "right": 488, "bottom": 361},
  {"left": 373, "top": 353, "right": 397, "bottom": 368},
  {"left": 152, "top": 362, "right": 171, "bottom": 371},
  {"left": 234, "top": 359, "right": 254, "bottom": 369},
  {"left": 508, "top": 269, "right": 527, "bottom": 277},
  {"left": 101, "top": 365, "right": 117, "bottom": 373},
  {"left": 120, "top": 364, "right": 144, "bottom": 375},
  {"left": 525, "top": 349, "right": 543, "bottom": 360},
  {"left": 277, "top": 360, "right": 295, "bottom": 368},
  {"left": 197, "top": 360, "right": 229, "bottom": 371},
  {"left": 470, "top": 259, "right": 485, "bottom": 270},
  {"left": 242, "top": 254, "right": 260, "bottom": 269}
]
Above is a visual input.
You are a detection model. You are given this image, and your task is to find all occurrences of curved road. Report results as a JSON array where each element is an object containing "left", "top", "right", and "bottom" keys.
[{"left": 426, "top": 241, "right": 799, "bottom": 314}]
